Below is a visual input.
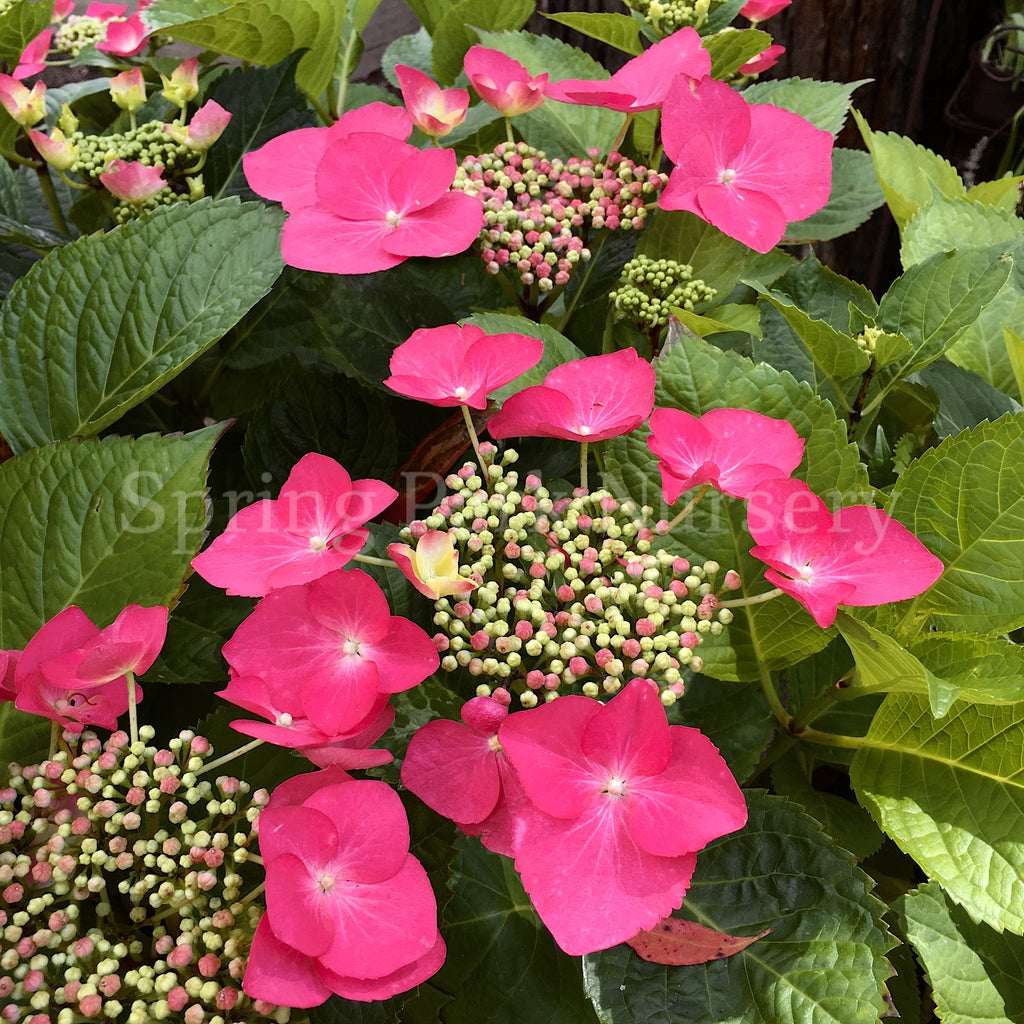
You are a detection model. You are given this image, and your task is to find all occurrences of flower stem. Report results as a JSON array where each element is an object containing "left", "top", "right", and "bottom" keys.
[
  {"left": 49, "top": 719, "right": 60, "bottom": 759},
  {"left": 461, "top": 403, "right": 487, "bottom": 470},
  {"left": 610, "top": 113, "right": 634, "bottom": 154},
  {"left": 580, "top": 440, "right": 589, "bottom": 492},
  {"left": 126, "top": 671, "right": 139, "bottom": 746},
  {"left": 788, "top": 668, "right": 855, "bottom": 732},
  {"left": 36, "top": 164, "right": 70, "bottom": 235},
  {"left": 718, "top": 587, "right": 783, "bottom": 609},
  {"left": 352, "top": 553, "right": 395, "bottom": 567},
  {"left": 504, "top": 116, "right": 515, "bottom": 147},
  {"left": 196, "top": 737, "right": 265, "bottom": 777},
  {"left": 664, "top": 483, "right": 711, "bottom": 532}
]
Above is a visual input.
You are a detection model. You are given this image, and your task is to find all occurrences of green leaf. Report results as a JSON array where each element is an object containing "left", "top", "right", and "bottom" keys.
[
  {"left": 604, "top": 333, "right": 870, "bottom": 681},
  {"left": 1005, "top": 325, "right": 1024, "bottom": 400},
  {"left": 308, "top": 995, "right": 402, "bottom": 1024},
  {"left": 205, "top": 55, "right": 318, "bottom": 200},
  {"left": 673, "top": 303, "right": 761, "bottom": 339},
  {"left": 0, "top": 198, "right": 284, "bottom": 454},
  {"left": 0, "top": 0, "right": 54, "bottom": 66},
  {"left": 432, "top": 0, "right": 535, "bottom": 85},
  {"left": 967, "top": 175, "right": 1024, "bottom": 209},
  {"left": 899, "top": 883, "right": 1024, "bottom": 1024},
  {"left": 146, "top": 0, "right": 346, "bottom": 97},
  {"left": 0, "top": 705, "right": 51, "bottom": 769},
  {"left": 432, "top": 836, "right": 598, "bottom": 1024},
  {"left": 475, "top": 30, "right": 622, "bottom": 157},
  {"left": 639, "top": 209, "right": 754, "bottom": 302},
  {"left": 853, "top": 109, "right": 966, "bottom": 230},
  {"left": 583, "top": 792, "right": 892, "bottom": 1024},
  {"left": 907, "top": 632, "right": 1024, "bottom": 705},
  {"left": 464, "top": 312, "right": 585, "bottom": 405},
  {"left": 851, "top": 694, "right": 1024, "bottom": 935},
  {"left": 542, "top": 11, "right": 643, "bottom": 55},
  {"left": 783, "top": 148, "right": 886, "bottom": 244},
  {"left": 0, "top": 425, "right": 223, "bottom": 649},
  {"left": 886, "top": 414, "right": 1024, "bottom": 634},
  {"left": 703, "top": 28, "right": 770, "bottom": 79},
  {"left": 242, "top": 361, "right": 398, "bottom": 489},
  {"left": 910, "top": 360, "right": 1022, "bottom": 438},
  {"left": 743, "top": 77, "right": 870, "bottom": 136},
  {"left": 900, "top": 194, "right": 1022, "bottom": 269},
  {"left": 381, "top": 27, "right": 433, "bottom": 83},
  {"left": 399, "top": 0, "right": 449, "bottom": 34}
]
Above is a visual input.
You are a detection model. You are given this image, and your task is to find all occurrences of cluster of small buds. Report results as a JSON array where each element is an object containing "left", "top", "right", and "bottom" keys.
[
  {"left": 452, "top": 142, "right": 667, "bottom": 292},
  {"left": 0, "top": 728, "right": 292, "bottom": 1024},
  {"left": 401, "top": 449, "right": 737, "bottom": 709},
  {"left": 66, "top": 122, "right": 190, "bottom": 182},
  {"left": 854, "top": 325, "right": 896, "bottom": 366},
  {"left": 610, "top": 255, "right": 717, "bottom": 332},
  {"left": 53, "top": 15, "right": 113, "bottom": 57},
  {"left": 621, "top": 0, "right": 724, "bottom": 34}
]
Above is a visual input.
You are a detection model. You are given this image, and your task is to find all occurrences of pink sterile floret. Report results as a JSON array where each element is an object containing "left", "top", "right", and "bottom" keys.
[
  {"left": 746, "top": 477, "right": 944, "bottom": 628},
  {"left": 98, "top": 159, "right": 166, "bottom": 202},
  {"left": 387, "top": 530, "right": 478, "bottom": 601},
  {"left": 394, "top": 65, "right": 469, "bottom": 139},
  {"left": 499, "top": 679, "right": 747, "bottom": 954},
  {"left": 738, "top": 44, "right": 786, "bottom": 76},
  {"left": 164, "top": 100, "right": 232, "bottom": 151},
  {"left": 13, "top": 605, "right": 166, "bottom": 730},
  {"left": 659, "top": 74, "right": 833, "bottom": 253},
  {"left": 13, "top": 30, "right": 51, "bottom": 79},
  {"left": 544, "top": 27, "right": 710, "bottom": 112},
  {"left": 244, "top": 773, "right": 444, "bottom": 1006},
  {"left": 243, "top": 102, "right": 413, "bottom": 213},
  {"left": 96, "top": 10, "right": 151, "bottom": 57},
  {"left": 741, "top": 0, "right": 792, "bottom": 23},
  {"left": 384, "top": 322, "right": 544, "bottom": 410},
  {"left": 0, "top": 650, "right": 20, "bottom": 702},
  {"left": 647, "top": 407, "right": 804, "bottom": 503},
  {"left": 218, "top": 675, "right": 395, "bottom": 770},
  {"left": 222, "top": 568, "right": 438, "bottom": 738},
  {"left": 463, "top": 46, "right": 548, "bottom": 117},
  {"left": 192, "top": 453, "right": 397, "bottom": 598},
  {"left": 401, "top": 696, "right": 525, "bottom": 857},
  {"left": 487, "top": 348, "right": 655, "bottom": 444}
]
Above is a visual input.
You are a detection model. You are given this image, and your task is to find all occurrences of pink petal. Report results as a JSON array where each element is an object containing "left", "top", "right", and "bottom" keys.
[
  {"left": 264, "top": 851, "right": 340, "bottom": 956},
  {"left": 389, "top": 146, "right": 459, "bottom": 213},
  {"left": 701, "top": 408, "right": 804, "bottom": 497},
  {"left": 266, "top": 766, "right": 354, "bottom": 811},
  {"left": 74, "top": 604, "right": 168, "bottom": 682},
  {"left": 281, "top": 203, "right": 404, "bottom": 274},
  {"left": 646, "top": 408, "right": 717, "bottom": 504},
  {"left": 662, "top": 74, "right": 750, "bottom": 166},
  {"left": 580, "top": 679, "right": 672, "bottom": 778},
  {"left": 361, "top": 617, "right": 440, "bottom": 693},
  {"left": 331, "top": 102, "right": 412, "bottom": 142},
  {"left": 305, "top": 569, "right": 391, "bottom": 643},
  {"left": 486, "top": 384, "right": 579, "bottom": 441},
  {"left": 315, "top": 133, "right": 415, "bottom": 220},
  {"left": 243, "top": 916, "right": 332, "bottom": 1008},
  {"left": 607, "top": 28, "right": 710, "bottom": 110},
  {"left": 381, "top": 191, "right": 484, "bottom": 259},
  {"left": 693, "top": 181, "right": 788, "bottom": 254},
  {"left": 317, "top": 931, "right": 445, "bottom": 1001},
  {"left": 759, "top": 569, "right": 856, "bottom": 627},
  {"left": 302, "top": 658, "right": 381, "bottom": 735},
  {"left": 746, "top": 478, "right": 833, "bottom": 551},
  {"left": 243, "top": 127, "right": 332, "bottom": 209},
  {"left": 259, "top": 805, "right": 339, "bottom": 872}
]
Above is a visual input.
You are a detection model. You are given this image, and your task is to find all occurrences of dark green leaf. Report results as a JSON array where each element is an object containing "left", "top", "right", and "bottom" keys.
[{"left": 432, "top": 0, "right": 535, "bottom": 85}]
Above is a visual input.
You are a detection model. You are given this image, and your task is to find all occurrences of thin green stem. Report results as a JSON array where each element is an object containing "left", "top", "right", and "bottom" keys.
[
  {"left": 196, "top": 737, "right": 265, "bottom": 777},
  {"left": 753, "top": 640, "right": 791, "bottom": 732},
  {"left": 788, "top": 668, "right": 855, "bottom": 732},
  {"left": 126, "top": 670, "right": 139, "bottom": 747},
  {"left": 36, "top": 165, "right": 70, "bottom": 235},
  {"left": 664, "top": 483, "right": 711, "bottom": 532},
  {"left": 718, "top": 587, "right": 783, "bottom": 609},
  {"left": 240, "top": 881, "right": 266, "bottom": 905},
  {"left": 504, "top": 116, "right": 515, "bottom": 147},
  {"left": 307, "top": 92, "right": 332, "bottom": 125},
  {"left": 792, "top": 726, "right": 869, "bottom": 750},
  {"left": 610, "top": 112, "right": 634, "bottom": 154},
  {"left": 461, "top": 403, "right": 486, "bottom": 470},
  {"left": 49, "top": 719, "right": 60, "bottom": 759},
  {"left": 580, "top": 440, "right": 589, "bottom": 492},
  {"left": 352, "top": 553, "right": 396, "bottom": 568}
]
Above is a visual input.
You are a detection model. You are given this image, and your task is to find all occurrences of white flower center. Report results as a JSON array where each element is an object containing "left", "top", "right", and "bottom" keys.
[
  {"left": 342, "top": 639, "right": 361, "bottom": 657},
  {"left": 718, "top": 167, "right": 737, "bottom": 184},
  {"left": 385, "top": 209, "right": 402, "bottom": 228},
  {"left": 604, "top": 775, "right": 626, "bottom": 797},
  {"left": 275, "top": 712, "right": 293, "bottom": 727},
  {"left": 454, "top": 385, "right": 469, "bottom": 399},
  {"left": 798, "top": 564, "right": 814, "bottom": 581},
  {"left": 318, "top": 873, "right": 336, "bottom": 893},
  {"left": 577, "top": 424, "right": 593, "bottom": 436},
  {"left": 309, "top": 535, "right": 328, "bottom": 552}
]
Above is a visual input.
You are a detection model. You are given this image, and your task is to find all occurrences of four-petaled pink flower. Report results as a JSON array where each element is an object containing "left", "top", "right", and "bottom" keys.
[
  {"left": 13, "top": 604, "right": 167, "bottom": 730},
  {"left": 387, "top": 531, "right": 478, "bottom": 601},
  {"left": 499, "top": 679, "right": 748, "bottom": 954},
  {"left": 647, "top": 407, "right": 804, "bottom": 503},
  {"left": 741, "top": 0, "right": 792, "bottom": 23},
  {"left": 99, "top": 159, "right": 166, "bottom": 203},
  {"left": 660, "top": 74, "right": 833, "bottom": 252},
  {"left": 488, "top": 349, "right": 656, "bottom": 444},
  {"left": 401, "top": 695, "right": 525, "bottom": 857},
  {"left": 245, "top": 769, "right": 445, "bottom": 1006},
  {"left": 164, "top": 100, "right": 232, "bottom": 151},
  {"left": 394, "top": 64, "right": 469, "bottom": 139},
  {"left": 97, "top": 7, "right": 152, "bottom": 57},
  {"left": 191, "top": 453, "right": 397, "bottom": 598},
  {"left": 219, "top": 675, "right": 395, "bottom": 769},
  {"left": 221, "top": 568, "right": 438, "bottom": 737},
  {"left": 544, "top": 28, "right": 710, "bottom": 112},
  {"left": 746, "top": 477, "right": 944, "bottom": 628},
  {"left": 738, "top": 44, "right": 786, "bottom": 76},
  {"left": 464, "top": 46, "right": 548, "bottom": 117},
  {"left": 384, "top": 322, "right": 544, "bottom": 409}
]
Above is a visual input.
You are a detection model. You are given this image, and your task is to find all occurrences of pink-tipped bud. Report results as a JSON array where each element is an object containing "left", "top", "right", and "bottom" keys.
[
  {"left": 109, "top": 67, "right": 146, "bottom": 114},
  {"left": 161, "top": 57, "right": 199, "bottom": 107}
]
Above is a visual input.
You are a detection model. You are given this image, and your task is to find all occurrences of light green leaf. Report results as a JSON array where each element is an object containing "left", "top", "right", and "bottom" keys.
[
  {"left": 900, "top": 194, "right": 1022, "bottom": 269},
  {"left": 744, "top": 77, "right": 870, "bottom": 136},
  {"left": 432, "top": 0, "right": 535, "bottom": 85},
  {"left": 0, "top": 198, "right": 284, "bottom": 454},
  {"left": 141, "top": 0, "right": 232, "bottom": 28},
  {"left": 0, "top": 0, "right": 54, "bottom": 66},
  {"left": 145, "top": 0, "right": 346, "bottom": 97},
  {"left": 399, "top": 0, "right": 449, "bottom": 34},
  {"left": 542, "top": 11, "right": 643, "bottom": 55},
  {"left": 784, "top": 148, "right": 886, "bottom": 244},
  {"left": 583, "top": 792, "right": 892, "bottom": 1024},
  {"left": 853, "top": 109, "right": 966, "bottom": 230},
  {"left": 966, "top": 175, "right": 1024, "bottom": 209},
  {"left": 899, "top": 883, "right": 1024, "bottom": 1024},
  {"left": 851, "top": 694, "right": 1024, "bottom": 935},
  {"left": 673, "top": 303, "right": 761, "bottom": 339},
  {"left": 435, "top": 836, "right": 598, "bottom": 1024},
  {"left": 886, "top": 414, "right": 1024, "bottom": 634},
  {"left": 604, "top": 333, "right": 870, "bottom": 680},
  {"left": 908, "top": 632, "right": 1024, "bottom": 705},
  {"left": 703, "top": 28, "right": 770, "bottom": 79},
  {"left": 1005, "top": 325, "right": 1024, "bottom": 400},
  {"left": 463, "top": 312, "right": 585, "bottom": 405},
  {"left": 0, "top": 425, "right": 224, "bottom": 649},
  {"left": 381, "top": 27, "right": 433, "bottom": 83},
  {"left": 476, "top": 31, "right": 622, "bottom": 157}
]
